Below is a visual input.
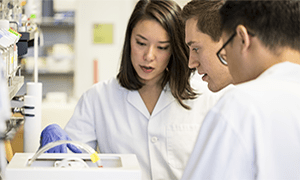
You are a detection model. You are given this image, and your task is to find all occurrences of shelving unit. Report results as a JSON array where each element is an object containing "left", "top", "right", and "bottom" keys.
[
  {"left": 8, "top": 28, "right": 38, "bottom": 100},
  {"left": 8, "top": 75, "right": 24, "bottom": 100},
  {"left": 20, "top": 15, "right": 75, "bottom": 98},
  {"left": 40, "top": 16, "right": 75, "bottom": 27}
]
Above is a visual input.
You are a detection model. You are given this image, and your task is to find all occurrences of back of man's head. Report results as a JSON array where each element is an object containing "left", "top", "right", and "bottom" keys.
[
  {"left": 182, "top": 0, "right": 224, "bottom": 42},
  {"left": 220, "top": 1, "right": 300, "bottom": 53}
]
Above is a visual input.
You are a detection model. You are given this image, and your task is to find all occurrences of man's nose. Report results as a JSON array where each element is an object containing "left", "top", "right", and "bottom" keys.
[{"left": 188, "top": 53, "right": 199, "bottom": 69}]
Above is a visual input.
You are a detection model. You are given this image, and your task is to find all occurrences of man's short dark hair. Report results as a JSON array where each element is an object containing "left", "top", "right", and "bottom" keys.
[
  {"left": 182, "top": 0, "right": 224, "bottom": 42},
  {"left": 220, "top": 1, "right": 300, "bottom": 52}
]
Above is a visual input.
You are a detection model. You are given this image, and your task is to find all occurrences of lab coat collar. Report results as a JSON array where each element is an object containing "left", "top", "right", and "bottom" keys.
[
  {"left": 127, "top": 83, "right": 175, "bottom": 119},
  {"left": 127, "top": 90, "right": 151, "bottom": 119},
  {"left": 152, "top": 85, "right": 175, "bottom": 117},
  {"left": 257, "top": 62, "right": 300, "bottom": 82}
]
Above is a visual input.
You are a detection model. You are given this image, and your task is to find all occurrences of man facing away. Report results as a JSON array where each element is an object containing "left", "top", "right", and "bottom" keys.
[{"left": 181, "top": 1, "right": 300, "bottom": 179}]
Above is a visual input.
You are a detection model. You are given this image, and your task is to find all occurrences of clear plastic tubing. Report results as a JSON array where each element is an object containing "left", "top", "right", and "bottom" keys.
[{"left": 27, "top": 140, "right": 102, "bottom": 167}]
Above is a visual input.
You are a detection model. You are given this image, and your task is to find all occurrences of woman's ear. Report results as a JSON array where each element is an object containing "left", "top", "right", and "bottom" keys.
[{"left": 236, "top": 25, "right": 251, "bottom": 53}]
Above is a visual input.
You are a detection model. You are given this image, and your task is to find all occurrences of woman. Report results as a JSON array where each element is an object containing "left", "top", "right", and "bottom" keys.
[{"left": 40, "top": 0, "right": 217, "bottom": 179}]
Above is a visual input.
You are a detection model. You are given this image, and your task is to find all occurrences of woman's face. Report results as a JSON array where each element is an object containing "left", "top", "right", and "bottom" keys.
[{"left": 130, "top": 19, "right": 171, "bottom": 85}]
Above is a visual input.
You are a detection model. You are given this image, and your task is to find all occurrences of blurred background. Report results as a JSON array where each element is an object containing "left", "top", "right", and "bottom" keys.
[
  {"left": 18, "top": 0, "right": 190, "bottom": 129},
  {"left": 3, "top": 0, "right": 190, "bottom": 154}
]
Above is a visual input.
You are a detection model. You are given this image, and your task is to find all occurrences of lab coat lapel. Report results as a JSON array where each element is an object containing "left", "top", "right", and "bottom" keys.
[
  {"left": 127, "top": 90, "right": 151, "bottom": 119},
  {"left": 151, "top": 86, "right": 175, "bottom": 117}
]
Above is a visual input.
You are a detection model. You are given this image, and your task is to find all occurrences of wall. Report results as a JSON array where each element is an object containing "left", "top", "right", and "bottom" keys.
[{"left": 74, "top": 0, "right": 135, "bottom": 98}]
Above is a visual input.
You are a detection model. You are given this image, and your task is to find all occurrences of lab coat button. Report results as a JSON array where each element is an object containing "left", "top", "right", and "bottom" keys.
[{"left": 151, "top": 137, "right": 158, "bottom": 143}]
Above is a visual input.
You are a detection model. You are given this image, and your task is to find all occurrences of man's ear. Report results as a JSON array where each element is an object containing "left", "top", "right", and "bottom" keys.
[{"left": 236, "top": 25, "right": 251, "bottom": 53}]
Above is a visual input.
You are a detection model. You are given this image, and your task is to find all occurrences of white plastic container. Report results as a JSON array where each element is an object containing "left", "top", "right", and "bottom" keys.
[{"left": 6, "top": 153, "right": 142, "bottom": 180}]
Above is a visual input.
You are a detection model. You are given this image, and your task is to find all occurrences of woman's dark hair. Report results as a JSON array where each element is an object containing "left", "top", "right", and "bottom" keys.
[{"left": 117, "top": 0, "right": 197, "bottom": 109}]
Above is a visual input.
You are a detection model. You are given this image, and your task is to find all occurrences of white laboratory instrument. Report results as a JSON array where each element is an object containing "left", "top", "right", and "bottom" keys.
[
  {"left": 6, "top": 140, "right": 141, "bottom": 180},
  {"left": 0, "top": 54, "right": 11, "bottom": 180},
  {"left": 6, "top": 153, "right": 141, "bottom": 180},
  {"left": 0, "top": 56, "right": 10, "bottom": 141},
  {"left": 23, "top": 82, "right": 42, "bottom": 153}
]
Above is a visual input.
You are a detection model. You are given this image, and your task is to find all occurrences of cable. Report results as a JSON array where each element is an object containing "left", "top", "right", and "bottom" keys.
[{"left": 27, "top": 140, "right": 102, "bottom": 167}]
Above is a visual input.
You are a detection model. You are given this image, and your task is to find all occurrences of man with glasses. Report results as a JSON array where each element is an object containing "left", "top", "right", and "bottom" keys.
[
  {"left": 182, "top": 0, "right": 233, "bottom": 93},
  {"left": 181, "top": 1, "right": 300, "bottom": 179}
]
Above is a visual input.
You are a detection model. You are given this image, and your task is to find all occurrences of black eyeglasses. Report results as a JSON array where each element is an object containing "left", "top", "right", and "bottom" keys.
[
  {"left": 216, "top": 32, "right": 236, "bottom": 66},
  {"left": 216, "top": 31, "right": 255, "bottom": 66}
]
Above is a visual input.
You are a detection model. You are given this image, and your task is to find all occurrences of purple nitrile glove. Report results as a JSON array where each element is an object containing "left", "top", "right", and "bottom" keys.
[{"left": 40, "top": 124, "right": 82, "bottom": 153}]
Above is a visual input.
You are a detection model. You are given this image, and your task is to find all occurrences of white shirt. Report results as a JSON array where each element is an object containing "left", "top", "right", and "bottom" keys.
[
  {"left": 65, "top": 75, "right": 221, "bottom": 180},
  {"left": 181, "top": 62, "right": 300, "bottom": 180}
]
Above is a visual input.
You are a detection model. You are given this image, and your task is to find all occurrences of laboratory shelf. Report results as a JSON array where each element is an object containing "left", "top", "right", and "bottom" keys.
[
  {"left": 22, "top": 69, "right": 74, "bottom": 75},
  {"left": 8, "top": 76, "right": 24, "bottom": 100},
  {"left": 40, "top": 17, "right": 75, "bottom": 27}
]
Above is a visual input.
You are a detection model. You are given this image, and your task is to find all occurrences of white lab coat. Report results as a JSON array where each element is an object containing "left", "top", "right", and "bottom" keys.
[
  {"left": 181, "top": 62, "right": 300, "bottom": 180},
  {"left": 65, "top": 75, "right": 221, "bottom": 180}
]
